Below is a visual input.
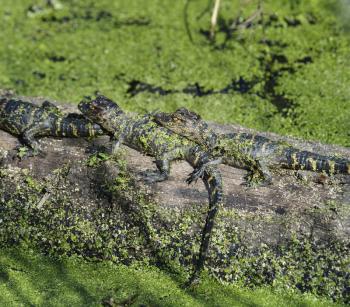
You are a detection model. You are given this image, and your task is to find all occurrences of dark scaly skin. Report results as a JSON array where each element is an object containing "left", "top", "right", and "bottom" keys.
[
  {"left": 78, "top": 95, "right": 224, "bottom": 285},
  {"left": 0, "top": 97, "right": 105, "bottom": 156},
  {"left": 153, "top": 108, "right": 350, "bottom": 179}
]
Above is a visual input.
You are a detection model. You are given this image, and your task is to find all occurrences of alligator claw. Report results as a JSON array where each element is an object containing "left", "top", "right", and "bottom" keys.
[
  {"left": 186, "top": 166, "right": 205, "bottom": 184},
  {"left": 244, "top": 170, "right": 272, "bottom": 187},
  {"left": 140, "top": 170, "right": 168, "bottom": 183}
]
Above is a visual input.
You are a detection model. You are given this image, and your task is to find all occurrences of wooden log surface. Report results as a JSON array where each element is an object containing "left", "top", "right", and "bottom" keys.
[{"left": 0, "top": 93, "right": 349, "bottom": 258}]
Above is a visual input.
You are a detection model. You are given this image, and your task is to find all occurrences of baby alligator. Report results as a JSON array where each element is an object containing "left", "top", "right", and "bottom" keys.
[
  {"left": 0, "top": 97, "right": 104, "bottom": 156},
  {"left": 79, "top": 95, "right": 224, "bottom": 285},
  {"left": 153, "top": 107, "right": 350, "bottom": 181}
]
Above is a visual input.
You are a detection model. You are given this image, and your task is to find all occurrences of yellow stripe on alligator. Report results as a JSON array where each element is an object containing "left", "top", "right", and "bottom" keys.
[
  {"left": 26, "top": 110, "right": 35, "bottom": 128},
  {"left": 207, "top": 176, "right": 214, "bottom": 184},
  {"left": 260, "top": 141, "right": 267, "bottom": 154},
  {"left": 56, "top": 118, "right": 62, "bottom": 135},
  {"left": 328, "top": 160, "right": 335, "bottom": 175},
  {"left": 69, "top": 122, "right": 78, "bottom": 137},
  {"left": 247, "top": 135, "right": 255, "bottom": 155},
  {"left": 88, "top": 123, "right": 94, "bottom": 136},
  {"left": 307, "top": 157, "right": 317, "bottom": 171},
  {"left": 291, "top": 152, "right": 298, "bottom": 169},
  {"left": 210, "top": 186, "right": 218, "bottom": 197},
  {"left": 10, "top": 124, "right": 19, "bottom": 135},
  {"left": 193, "top": 154, "right": 200, "bottom": 167}
]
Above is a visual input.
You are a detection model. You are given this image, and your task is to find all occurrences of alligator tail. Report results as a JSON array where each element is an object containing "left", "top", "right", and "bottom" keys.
[
  {"left": 284, "top": 148, "right": 350, "bottom": 175},
  {"left": 187, "top": 163, "right": 224, "bottom": 285},
  {"left": 54, "top": 114, "right": 105, "bottom": 138}
]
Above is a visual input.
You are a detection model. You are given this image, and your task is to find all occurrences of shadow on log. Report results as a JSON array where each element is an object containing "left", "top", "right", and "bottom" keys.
[{"left": 0, "top": 93, "right": 349, "bottom": 302}]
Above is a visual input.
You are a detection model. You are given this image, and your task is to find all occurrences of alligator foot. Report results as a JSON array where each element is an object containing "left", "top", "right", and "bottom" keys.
[
  {"left": 140, "top": 170, "right": 168, "bottom": 183},
  {"left": 244, "top": 167, "right": 272, "bottom": 187},
  {"left": 187, "top": 158, "right": 222, "bottom": 184}
]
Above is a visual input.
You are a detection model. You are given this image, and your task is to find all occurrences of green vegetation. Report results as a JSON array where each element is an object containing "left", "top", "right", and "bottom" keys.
[
  {"left": 0, "top": 247, "right": 345, "bottom": 307},
  {"left": 1, "top": 0, "right": 349, "bottom": 305},
  {"left": 1, "top": 163, "right": 349, "bottom": 304},
  {"left": 0, "top": 0, "right": 349, "bottom": 146}
]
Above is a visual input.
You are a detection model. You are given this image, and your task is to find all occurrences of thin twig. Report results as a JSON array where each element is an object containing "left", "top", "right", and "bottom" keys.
[
  {"left": 36, "top": 192, "right": 51, "bottom": 209},
  {"left": 35, "top": 163, "right": 71, "bottom": 209},
  {"left": 184, "top": 0, "right": 194, "bottom": 43},
  {"left": 210, "top": 0, "right": 221, "bottom": 40}
]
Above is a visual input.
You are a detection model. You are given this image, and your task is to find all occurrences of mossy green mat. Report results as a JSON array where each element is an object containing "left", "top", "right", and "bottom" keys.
[
  {"left": 0, "top": 247, "right": 345, "bottom": 307},
  {"left": 0, "top": 0, "right": 349, "bottom": 305},
  {"left": 0, "top": 0, "right": 349, "bottom": 146}
]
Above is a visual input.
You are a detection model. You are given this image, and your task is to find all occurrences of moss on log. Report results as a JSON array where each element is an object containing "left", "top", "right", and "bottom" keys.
[{"left": 0, "top": 94, "right": 349, "bottom": 302}]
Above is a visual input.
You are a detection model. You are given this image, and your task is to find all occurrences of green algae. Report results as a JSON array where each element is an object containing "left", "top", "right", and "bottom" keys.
[
  {"left": 1, "top": 247, "right": 346, "bottom": 307},
  {"left": 0, "top": 161, "right": 349, "bottom": 303},
  {"left": 0, "top": 1, "right": 350, "bottom": 304},
  {"left": 0, "top": 0, "right": 349, "bottom": 146}
]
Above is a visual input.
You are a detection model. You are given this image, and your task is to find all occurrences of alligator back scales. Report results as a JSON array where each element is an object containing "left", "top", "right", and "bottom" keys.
[
  {"left": 153, "top": 108, "right": 350, "bottom": 177},
  {"left": 0, "top": 97, "right": 104, "bottom": 155}
]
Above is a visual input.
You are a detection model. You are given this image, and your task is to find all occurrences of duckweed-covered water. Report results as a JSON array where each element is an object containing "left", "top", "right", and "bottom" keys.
[{"left": 0, "top": 0, "right": 349, "bottom": 146}]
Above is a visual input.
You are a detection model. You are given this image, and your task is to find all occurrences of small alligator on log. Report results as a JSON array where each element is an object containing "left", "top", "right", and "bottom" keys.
[
  {"left": 153, "top": 107, "right": 350, "bottom": 183},
  {"left": 0, "top": 97, "right": 104, "bottom": 157},
  {"left": 78, "top": 95, "right": 224, "bottom": 285},
  {"left": 0, "top": 94, "right": 349, "bottom": 301}
]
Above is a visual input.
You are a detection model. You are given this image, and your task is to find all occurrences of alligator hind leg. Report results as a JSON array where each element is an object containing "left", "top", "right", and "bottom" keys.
[
  {"left": 142, "top": 150, "right": 182, "bottom": 183},
  {"left": 41, "top": 100, "right": 62, "bottom": 115},
  {"left": 140, "top": 159, "right": 170, "bottom": 183},
  {"left": 245, "top": 160, "right": 272, "bottom": 186},
  {"left": 20, "top": 125, "right": 48, "bottom": 157}
]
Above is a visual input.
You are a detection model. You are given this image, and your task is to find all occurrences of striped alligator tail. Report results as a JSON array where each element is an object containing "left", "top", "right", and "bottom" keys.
[
  {"left": 284, "top": 148, "right": 350, "bottom": 175},
  {"left": 53, "top": 114, "right": 105, "bottom": 138},
  {"left": 188, "top": 164, "right": 224, "bottom": 285}
]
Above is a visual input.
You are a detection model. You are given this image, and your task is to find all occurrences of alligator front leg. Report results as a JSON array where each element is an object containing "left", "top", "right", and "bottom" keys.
[
  {"left": 245, "top": 159, "right": 272, "bottom": 186},
  {"left": 142, "top": 150, "right": 182, "bottom": 183},
  {"left": 140, "top": 161, "right": 169, "bottom": 183},
  {"left": 20, "top": 127, "right": 44, "bottom": 157}
]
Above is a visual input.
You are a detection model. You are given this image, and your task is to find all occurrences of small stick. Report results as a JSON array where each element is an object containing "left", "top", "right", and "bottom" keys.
[
  {"left": 36, "top": 192, "right": 51, "bottom": 209},
  {"left": 210, "top": 0, "right": 221, "bottom": 40}
]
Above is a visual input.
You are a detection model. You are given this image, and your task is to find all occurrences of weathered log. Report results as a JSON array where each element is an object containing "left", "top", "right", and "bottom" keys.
[{"left": 0, "top": 93, "right": 349, "bottom": 300}]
